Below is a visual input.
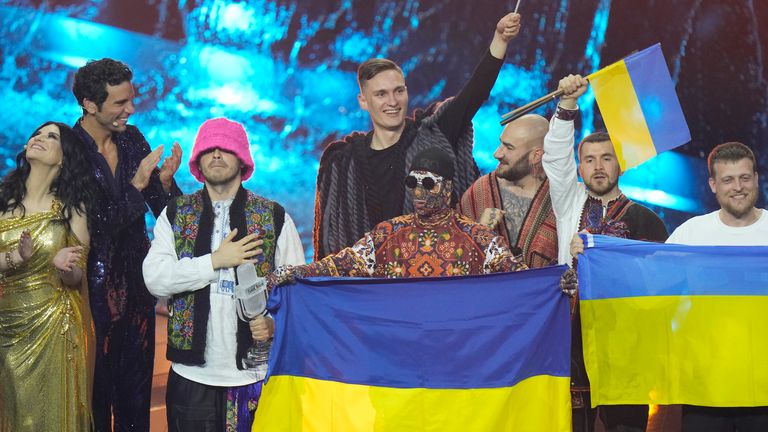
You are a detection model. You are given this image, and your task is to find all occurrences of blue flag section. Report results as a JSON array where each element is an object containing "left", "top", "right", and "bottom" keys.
[
  {"left": 254, "top": 267, "right": 573, "bottom": 431},
  {"left": 578, "top": 234, "right": 768, "bottom": 300},
  {"left": 577, "top": 234, "right": 768, "bottom": 406}
]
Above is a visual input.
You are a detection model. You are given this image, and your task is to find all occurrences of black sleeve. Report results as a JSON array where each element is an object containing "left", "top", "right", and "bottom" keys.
[
  {"left": 631, "top": 205, "right": 669, "bottom": 242},
  {"left": 435, "top": 49, "right": 504, "bottom": 148},
  {"left": 273, "top": 202, "right": 285, "bottom": 240}
]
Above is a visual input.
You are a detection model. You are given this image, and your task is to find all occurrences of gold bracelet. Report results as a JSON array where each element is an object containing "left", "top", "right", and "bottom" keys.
[{"left": 5, "top": 250, "right": 18, "bottom": 271}]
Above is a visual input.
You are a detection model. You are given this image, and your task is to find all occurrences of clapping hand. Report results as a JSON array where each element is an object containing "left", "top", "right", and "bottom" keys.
[
  {"left": 53, "top": 246, "right": 83, "bottom": 273},
  {"left": 159, "top": 142, "right": 182, "bottom": 192},
  {"left": 18, "top": 230, "right": 33, "bottom": 262}
]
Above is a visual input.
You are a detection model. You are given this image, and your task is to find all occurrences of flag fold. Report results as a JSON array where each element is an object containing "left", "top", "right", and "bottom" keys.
[{"left": 578, "top": 234, "right": 768, "bottom": 407}]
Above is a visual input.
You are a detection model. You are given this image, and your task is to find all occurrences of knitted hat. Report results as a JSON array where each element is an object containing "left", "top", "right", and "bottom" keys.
[
  {"left": 189, "top": 118, "right": 254, "bottom": 182},
  {"left": 409, "top": 147, "right": 455, "bottom": 180}
]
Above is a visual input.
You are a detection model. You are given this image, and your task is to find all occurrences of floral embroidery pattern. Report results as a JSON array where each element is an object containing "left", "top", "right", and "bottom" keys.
[
  {"left": 418, "top": 230, "right": 438, "bottom": 252},
  {"left": 303, "top": 211, "right": 525, "bottom": 279},
  {"left": 167, "top": 191, "right": 279, "bottom": 352},
  {"left": 168, "top": 294, "right": 195, "bottom": 350},
  {"left": 408, "top": 253, "right": 444, "bottom": 277}
]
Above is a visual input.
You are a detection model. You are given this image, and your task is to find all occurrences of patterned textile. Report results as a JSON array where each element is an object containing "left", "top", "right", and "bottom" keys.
[
  {"left": 226, "top": 381, "right": 263, "bottom": 432},
  {"left": 73, "top": 120, "right": 181, "bottom": 432},
  {"left": 302, "top": 209, "right": 526, "bottom": 279},
  {"left": 73, "top": 122, "right": 180, "bottom": 323},
  {"left": 458, "top": 173, "right": 558, "bottom": 268},
  {"left": 578, "top": 194, "right": 634, "bottom": 237},
  {"left": 166, "top": 187, "right": 282, "bottom": 365}
]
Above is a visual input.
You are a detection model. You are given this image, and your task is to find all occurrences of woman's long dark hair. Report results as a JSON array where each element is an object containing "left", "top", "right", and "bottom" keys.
[{"left": 0, "top": 122, "right": 97, "bottom": 224}]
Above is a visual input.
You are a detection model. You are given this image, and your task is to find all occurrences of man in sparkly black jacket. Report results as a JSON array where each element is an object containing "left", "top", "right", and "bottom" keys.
[{"left": 72, "top": 58, "right": 182, "bottom": 432}]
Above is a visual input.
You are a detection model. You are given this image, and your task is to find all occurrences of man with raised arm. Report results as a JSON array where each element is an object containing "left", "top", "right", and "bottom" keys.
[
  {"left": 543, "top": 74, "right": 668, "bottom": 432},
  {"left": 314, "top": 12, "right": 522, "bottom": 259}
]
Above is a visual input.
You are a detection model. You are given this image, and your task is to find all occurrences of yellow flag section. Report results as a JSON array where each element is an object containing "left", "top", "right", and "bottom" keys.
[
  {"left": 588, "top": 60, "right": 655, "bottom": 171},
  {"left": 578, "top": 234, "right": 768, "bottom": 407},
  {"left": 255, "top": 375, "right": 570, "bottom": 431},
  {"left": 583, "top": 296, "right": 768, "bottom": 406},
  {"left": 587, "top": 44, "right": 690, "bottom": 171},
  {"left": 253, "top": 267, "right": 573, "bottom": 431}
]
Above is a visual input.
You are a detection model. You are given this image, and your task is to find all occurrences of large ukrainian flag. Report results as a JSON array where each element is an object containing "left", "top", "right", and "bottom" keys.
[
  {"left": 587, "top": 44, "right": 691, "bottom": 171},
  {"left": 253, "top": 266, "right": 572, "bottom": 431},
  {"left": 578, "top": 234, "right": 768, "bottom": 407}
]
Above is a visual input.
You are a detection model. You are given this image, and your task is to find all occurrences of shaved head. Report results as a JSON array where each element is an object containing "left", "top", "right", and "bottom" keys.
[
  {"left": 494, "top": 114, "right": 549, "bottom": 182},
  {"left": 500, "top": 114, "right": 549, "bottom": 151}
]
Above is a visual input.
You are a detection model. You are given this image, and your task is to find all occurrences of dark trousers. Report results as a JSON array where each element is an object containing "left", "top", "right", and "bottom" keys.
[
  {"left": 600, "top": 404, "right": 648, "bottom": 432},
  {"left": 92, "top": 308, "right": 155, "bottom": 432},
  {"left": 682, "top": 405, "right": 768, "bottom": 432},
  {"left": 166, "top": 369, "right": 228, "bottom": 432},
  {"left": 573, "top": 397, "right": 648, "bottom": 432}
]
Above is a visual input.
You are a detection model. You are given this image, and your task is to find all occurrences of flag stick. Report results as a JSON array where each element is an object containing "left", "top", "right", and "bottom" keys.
[
  {"left": 499, "top": 72, "right": 598, "bottom": 126},
  {"left": 514, "top": 0, "right": 521, "bottom": 14},
  {"left": 500, "top": 89, "right": 561, "bottom": 126}
]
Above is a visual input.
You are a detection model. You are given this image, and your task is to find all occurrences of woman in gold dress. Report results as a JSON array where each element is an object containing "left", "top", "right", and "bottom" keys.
[{"left": 0, "top": 122, "right": 97, "bottom": 431}]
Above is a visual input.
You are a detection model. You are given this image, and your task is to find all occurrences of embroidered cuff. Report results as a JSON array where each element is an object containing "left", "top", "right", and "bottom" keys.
[{"left": 555, "top": 105, "right": 579, "bottom": 121}]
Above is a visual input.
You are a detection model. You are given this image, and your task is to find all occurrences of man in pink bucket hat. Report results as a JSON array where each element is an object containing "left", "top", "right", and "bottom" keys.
[{"left": 143, "top": 117, "right": 305, "bottom": 432}]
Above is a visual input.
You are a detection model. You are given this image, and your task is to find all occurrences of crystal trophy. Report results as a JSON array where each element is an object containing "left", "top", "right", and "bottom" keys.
[{"left": 234, "top": 262, "right": 271, "bottom": 369}]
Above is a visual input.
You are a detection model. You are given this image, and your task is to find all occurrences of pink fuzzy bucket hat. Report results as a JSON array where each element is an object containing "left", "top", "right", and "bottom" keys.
[{"left": 189, "top": 117, "right": 255, "bottom": 182}]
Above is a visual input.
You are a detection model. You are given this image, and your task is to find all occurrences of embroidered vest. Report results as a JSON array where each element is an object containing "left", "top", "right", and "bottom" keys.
[
  {"left": 165, "top": 188, "right": 284, "bottom": 366},
  {"left": 578, "top": 194, "right": 634, "bottom": 237}
]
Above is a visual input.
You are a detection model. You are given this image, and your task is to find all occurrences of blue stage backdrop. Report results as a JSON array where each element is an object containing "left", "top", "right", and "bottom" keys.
[{"left": 0, "top": 0, "right": 766, "bottom": 258}]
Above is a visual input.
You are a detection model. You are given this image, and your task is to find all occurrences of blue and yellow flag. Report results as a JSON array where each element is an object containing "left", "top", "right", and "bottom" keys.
[
  {"left": 587, "top": 44, "right": 691, "bottom": 171},
  {"left": 578, "top": 234, "right": 768, "bottom": 407},
  {"left": 253, "top": 267, "right": 572, "bottom": 431}
]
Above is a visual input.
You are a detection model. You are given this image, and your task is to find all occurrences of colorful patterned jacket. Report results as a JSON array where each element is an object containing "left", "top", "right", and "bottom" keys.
[
  {"left": 302, "top": 209, "right": 527, "bottom": 279},
  {"left": 165, "top": 187, "right": 284, "bottom": 367}
]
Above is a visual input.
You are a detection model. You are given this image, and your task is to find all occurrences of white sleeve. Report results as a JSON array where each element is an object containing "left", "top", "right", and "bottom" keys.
[
  {"left": 274, "top": 213, "right": 307, "bottom": 267},
  {"left": 542, "top": 116, "right": 580, "bottom": 220},
  {"left": 666, "top": 222, "right": 689, "bottom": 244},
  {"left": 142, "top": 208, "right": 218, "bottom": 297}
]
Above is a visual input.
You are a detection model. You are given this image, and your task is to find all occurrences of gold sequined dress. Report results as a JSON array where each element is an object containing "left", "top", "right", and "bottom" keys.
[{"left": 0, "top": 200, "right": 94, "bottom": 431}]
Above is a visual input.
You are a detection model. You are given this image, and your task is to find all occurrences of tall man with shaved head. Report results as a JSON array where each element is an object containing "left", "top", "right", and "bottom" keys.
[{"left": 459, "top": 114, "right": 558, "bottom": 268}]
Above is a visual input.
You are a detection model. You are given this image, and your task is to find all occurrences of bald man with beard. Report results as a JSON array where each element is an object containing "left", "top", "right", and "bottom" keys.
[{"left": 459, "top": 114, "right": 558, "bottom": 268}]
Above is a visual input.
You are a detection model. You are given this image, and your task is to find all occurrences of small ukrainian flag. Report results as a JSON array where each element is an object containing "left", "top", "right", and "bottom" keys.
[{"left": 588, "top": 44, "right": 691, "bottom": 171}]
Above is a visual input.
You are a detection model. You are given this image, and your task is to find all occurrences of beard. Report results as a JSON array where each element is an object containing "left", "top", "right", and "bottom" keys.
[
  {"left": 584, "top": 174, "right": 618, "bottom": 197},
  {"left": 496, "top": 156, "right": 532, "bottom": 182},
  {"left": 718, "top": 191, "right": 758, "bottom": 219}
]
